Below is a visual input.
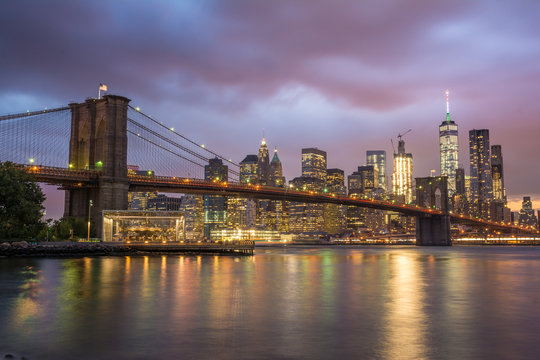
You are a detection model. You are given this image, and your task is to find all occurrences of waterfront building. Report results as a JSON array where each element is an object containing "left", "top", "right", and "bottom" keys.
[
  {"left": 366, "top": 150, "right": 387, "bottom": 191},
  {"left": 346, "top": 172, "right": 364, "bottom": 232},
  {"left": 518, "top": 197, "right": 538, "bottom": 229},
  {"left": 204, "top": 158, "right": 228, "bottom": 238},
  {"left": 302, "top": 148, "right": 327, "bottom": 181},
  {"left": 469, "top": 129, "right": 493, "bottom": 219},
  {"left": 324, "top": 168, "right": 346, "bottom": 234},
  {"left": 127, "top": 165, "right": 158, "bottom": 210},
  {"left": 148, "top": 194, "right": 182, "bottom": 211},
  {"left": 180, "top": 194, "right": 204, "bottom": 241},
  {"left": 439, "top": 90, "right": 459, "bottom": 194},
  {"left": 491, "top": 145, "right": 506, "bottom": 204},
  {"left": 129, "top": 191, "right": 157, "bottom": 210},
  {"left": 288, "top": 176, "right": 325, "bottom": 233},
  {"left": 392, "top": 139, "right": 413, "bottom": 204}
]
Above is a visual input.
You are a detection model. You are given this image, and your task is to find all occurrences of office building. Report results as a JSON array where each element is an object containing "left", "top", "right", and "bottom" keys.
[
  {"left": 469, "top": 129, "right": 493, "bottom": 219},
  {"left": 302, "top": 148, "right": 327, "bottom": 181},
  {"left": 439, "top": 90, "right": 459, "bottom": 194},
  {"left": 148, "top": 194, "right": 182, "bottom": 211},
  {"left": 518, "top": 197, "right": 537, "bottom": 229},
  {"left": 257, "top": 138, "right": 270, "bottom": 185},
  {"left": 367, "top": 150, "right": 387, "bottom": 191},
  {"left": 180, "top": 194, "right": 204, "bottom": 241},
  {"left": 324, "top": 168, "right": 346, "bottom": 234},
  {"left": 392, "top": 139, "right": 413, "bottom": 204},
  {"left": 240, "top": 155, "right": 258, "bottom": 184},
  {"left": 491, "top": 145, "right": 506, "bottom": 204},
  {"left": 288, "top": 176, "right": 326, "bottom": 233},
  {"left": 203, "top": 158, "right": 228, "bottom": 238},
  {"left": 269, "top": 148, "right": 285, "bottom": 187}
]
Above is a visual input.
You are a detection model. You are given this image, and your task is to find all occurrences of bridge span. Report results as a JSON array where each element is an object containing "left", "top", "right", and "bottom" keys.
[
  {"left": 2, "top": 94, "right": 534, "bottom": 245},
  {"left": 24, "top": 164, "right": 529, "bottom": 237}
]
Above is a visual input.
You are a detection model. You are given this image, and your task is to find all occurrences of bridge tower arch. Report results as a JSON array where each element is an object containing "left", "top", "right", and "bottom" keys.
[
  {"left": 415, "top": 176, "right": 451, "bottom": 246},
  {"left": 64, "top": 95, "right": 130, "bottom": 236}
]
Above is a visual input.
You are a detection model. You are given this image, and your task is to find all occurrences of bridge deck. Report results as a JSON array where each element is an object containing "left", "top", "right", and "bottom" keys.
[{"left": 19, "top": 164, "right": 534, "bottom": 234}]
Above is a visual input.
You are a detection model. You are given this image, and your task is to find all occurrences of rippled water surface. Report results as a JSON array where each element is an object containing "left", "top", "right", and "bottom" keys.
[{"left": 1, "top": 246, "right": 540, "bottom": 359}]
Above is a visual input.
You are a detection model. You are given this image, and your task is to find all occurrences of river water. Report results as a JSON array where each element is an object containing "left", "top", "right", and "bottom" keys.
[{"left": 1, "top": 246, "right": 540, "bottom": 359}]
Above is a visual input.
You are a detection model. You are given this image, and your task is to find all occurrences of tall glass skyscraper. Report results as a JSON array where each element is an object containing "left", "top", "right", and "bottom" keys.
[
  {"left": 257, "top": 138, "right": 270, "bottom": 185},
  {"left": 392, "top": 140, "right": 413, "bottom": 204},
  {"left": 439, "top": 90, "right": 459, "bottom": 194},
  {"left": 491, "top": 145, "right": 506, "bottom": 204},
  {"left": 366, "top": 150, "right": 386, "bottom": 191},
  {"left": 469, "top": 129, "right": 493, "bottom": 219}
]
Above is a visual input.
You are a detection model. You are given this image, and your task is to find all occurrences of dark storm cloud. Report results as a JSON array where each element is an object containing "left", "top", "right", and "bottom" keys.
[{"left": 1, "top": 0, "right": 540, "bottom": 211}]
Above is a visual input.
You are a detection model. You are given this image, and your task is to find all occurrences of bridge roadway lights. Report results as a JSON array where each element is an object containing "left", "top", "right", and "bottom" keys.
[{"left": 416, "top": 214, "right": 452, "bottom": 246}]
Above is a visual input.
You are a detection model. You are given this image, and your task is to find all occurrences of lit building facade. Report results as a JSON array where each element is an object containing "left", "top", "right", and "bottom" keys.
[
  {"left": 491, "top": 145, "right": 506, "bottom": 204},
  {"left": 439, "top": 121, "right": 459, "bottom": 194},
  {"left": 366, "top": 150, "right": 387, "bottom": 191},
  {"left": 240, "top": 155, "right": 258, "bottom": 184},
  {"left": 469, "top": 129, "right": 493, "bottom": 219},
  {"left": 180, "top": 194, "right": 203, "bottom": 241},
  {"left": 269, "top": 149, "right": 285, "bottom": 187},
  {"left": 392, "top": 139, "right": 413, "bottom": 204},
  {"left": 148, "top": 194, "right": 182, "bottom": 211},
  {"left": 324, "top": 168, "right": 346, "bottom": 234},
  {"left": 203, "top": 158, "right": 228, "bottom": 238},
  {"left": 257, "top": 138, "right": 270, "bottom": 185},
  {"left": 518, "top": 197, "right": 537, "bottom": 229},
  {"left": 288, "top": 176, "right": 325, "bottom": 233},
  {"left": 302, "top": 148, "right": 327, "bottom": 180}
]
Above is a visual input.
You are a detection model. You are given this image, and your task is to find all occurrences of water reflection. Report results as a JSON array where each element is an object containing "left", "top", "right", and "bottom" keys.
[
  {"left": 1, "top": 248, "right": 540, "bottom": 359},
  {"left": 379, "top": 253, "right": 427, "bottom": 359}
]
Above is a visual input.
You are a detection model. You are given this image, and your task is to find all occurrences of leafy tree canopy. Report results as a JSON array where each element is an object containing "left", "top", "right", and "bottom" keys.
[{"left": 0, "top": 162, "right": 45, "bottom": 239}]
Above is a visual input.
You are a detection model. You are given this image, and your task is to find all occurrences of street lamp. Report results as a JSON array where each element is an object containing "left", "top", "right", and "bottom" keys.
[{"left": 87, "top": 200, "right": 93, "bottom": 242}]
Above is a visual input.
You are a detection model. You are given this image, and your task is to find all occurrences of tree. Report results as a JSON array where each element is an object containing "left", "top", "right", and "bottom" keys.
[{"left": 0, "top": 162, "right": 45, "bottom": 239}]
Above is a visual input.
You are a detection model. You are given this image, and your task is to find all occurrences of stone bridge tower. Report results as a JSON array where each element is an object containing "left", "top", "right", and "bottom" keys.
[
  {"left": 415, "top": 176, "right": 451, "bottom": 246},
  {"left": 64, "top": 95, "right": 130, "bottom": 236}
]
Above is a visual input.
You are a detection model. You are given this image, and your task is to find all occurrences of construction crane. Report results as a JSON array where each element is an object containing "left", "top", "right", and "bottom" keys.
[
  {"left": 397, "top": 129, "right": 412, "bottom": 141},
  {"left": 391, "top": 129, "right": 412, "bottom": 154}
]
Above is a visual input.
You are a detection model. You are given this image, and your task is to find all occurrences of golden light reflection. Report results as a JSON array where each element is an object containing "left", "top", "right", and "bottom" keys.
[{"left": 380, "top": 254, "right": 427, "bottom": 358}]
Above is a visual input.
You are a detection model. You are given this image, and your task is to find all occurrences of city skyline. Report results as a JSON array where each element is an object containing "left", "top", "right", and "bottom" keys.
[{"left": 1, "top": 0, "right": 539, "bottom": 213}]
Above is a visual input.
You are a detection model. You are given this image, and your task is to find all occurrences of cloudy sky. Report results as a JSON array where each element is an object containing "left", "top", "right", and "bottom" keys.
[{"left": 1, "top": 0, "right": 539, "bottom": 215}]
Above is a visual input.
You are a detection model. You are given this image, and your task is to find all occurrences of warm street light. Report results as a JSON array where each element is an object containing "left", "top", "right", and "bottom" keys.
[{"left": 87, "top": 200, "right": 93, "bottom": 242}]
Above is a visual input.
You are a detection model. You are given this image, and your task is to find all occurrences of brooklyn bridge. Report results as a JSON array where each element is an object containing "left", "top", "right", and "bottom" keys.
[{"left": 0, "top": 95, "right": 531, "bottom": 245}]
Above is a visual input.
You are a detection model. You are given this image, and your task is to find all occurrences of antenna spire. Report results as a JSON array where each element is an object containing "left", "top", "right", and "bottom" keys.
[{"left": 445, "top": 89, "right": 450, "bottom": 122}]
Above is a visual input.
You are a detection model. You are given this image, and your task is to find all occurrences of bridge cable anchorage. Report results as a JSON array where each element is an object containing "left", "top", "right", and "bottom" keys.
[
  {"left": 128, "top": 105, "right": 240, "bottom": 168},
  {"left": 126, "top": 129, "right": 207, "bottom": 168},
  {"left": 127, "top": 117, "right": 240, "bottom": 178}
]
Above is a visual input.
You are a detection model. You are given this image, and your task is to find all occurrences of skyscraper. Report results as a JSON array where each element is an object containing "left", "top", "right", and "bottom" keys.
[
  {"left": 204, "top": 158, "right": 228, "bottom": 238},
  {"left": 469, "top": 129, "right": 493, "bottom": 219},
  {"left": 289, "top": 148, "right": 327, "bottom": 234},
  {"left": 301, "top": 148, "right": 327, "bottom": 181},
  {"left": 366, "top": 150, "right": 386, "bottom": 191},
  {"left": 324, "top": 168, "right": 346, "bottom": 234},
  {"left": 518, "top": 197, "right": 537, "bottom": 229},
  {"left": 439, "top": 90, "right": 459, "bottom": 194},
  {"left": 269, "top": 148, "right": 285, "bottom": 187},
  {"left": 240, "top": 155, "right": 258, "bottom": 183},
  {"left": 392, "top": 139, "right": 413, "bottom": 204},
  {"left": 257, "top": 138, "right": 270, "bottom": 185},
  {"left": 491, "top": 145, "right": 506, "bottom": 204}
]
